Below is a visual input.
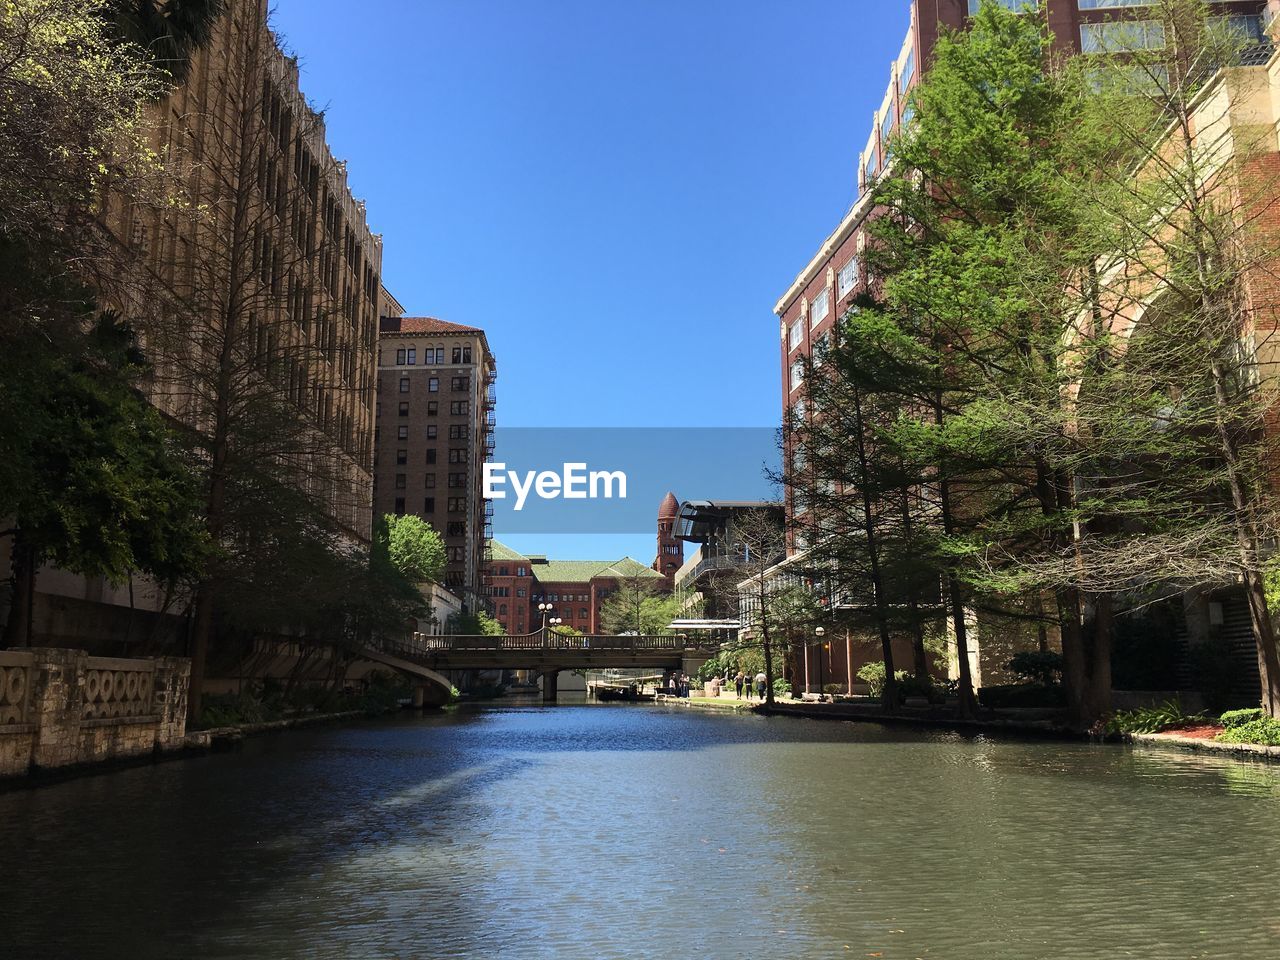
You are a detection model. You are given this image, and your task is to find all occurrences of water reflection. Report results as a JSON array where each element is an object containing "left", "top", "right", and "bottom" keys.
[{"left": 1, "top": 705, "right": 1278, "bottom": 959}]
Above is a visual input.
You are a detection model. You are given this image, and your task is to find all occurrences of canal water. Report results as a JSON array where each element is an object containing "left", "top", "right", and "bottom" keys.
[{"left": 2, "top": 703, "right": 1279, "bottom": 959}]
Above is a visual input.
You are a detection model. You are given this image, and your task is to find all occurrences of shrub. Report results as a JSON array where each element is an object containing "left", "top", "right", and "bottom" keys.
[
  {"left": 1220, "top": 708, "right": 1265, "bottom": 730},
  {"left": 1216, "top": 716, "right": 1280, "bottom": 746},
  {"left": 1106, "top": 699, "right": 1207, "bottom": 735},
  {"left": 773, "top": 678, "right": 792, "bottom": 696},
  {"left": 822, "top": 683, "right": 843, "bottom": 696},
  {"left": 856, "top": 661, "right": 908, "bottom": 697},
  {"left": 1005, "top": 651, "right": 1063, "bottom": 687}
]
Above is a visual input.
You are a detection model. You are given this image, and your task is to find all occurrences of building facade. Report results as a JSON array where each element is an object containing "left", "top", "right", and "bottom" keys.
[
  {"left": 483, "top": 541, "right": 665, "bottom": 635},
  {"left": 373, "top": 317, "right": 497, "bottom": 609},
  {"left": 1, "top": 0, "right": 385, "bottom": 649}
]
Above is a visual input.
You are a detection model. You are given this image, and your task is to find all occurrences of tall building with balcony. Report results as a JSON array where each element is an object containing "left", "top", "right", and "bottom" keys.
[
  {"left": 373, "top": 317, "right": 496, "bottom": 610},
  {"left": 775, "top": 0, "right": 1268, "bottom": 556}
]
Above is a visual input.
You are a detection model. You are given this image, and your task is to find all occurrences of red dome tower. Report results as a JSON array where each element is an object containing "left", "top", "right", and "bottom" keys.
[{"left": 653, "top": 492, "right": 683, "bottom": 587}]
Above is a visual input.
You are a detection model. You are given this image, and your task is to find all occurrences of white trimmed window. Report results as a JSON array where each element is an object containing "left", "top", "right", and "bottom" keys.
[
  {"left": 810, "top": 288, "right": 830, "bottom": 328},
  {"left": 790, "top": 358, "right": 805, "bottom": 392},
  {"left": 838, "top": 257, "right": 858, "bottom": 297},
  {"left": 899, "top": 47, "right": 915, "bottom": 91},
  {"left": 788, "top": 319, "right": 804, "bottom": 350}
]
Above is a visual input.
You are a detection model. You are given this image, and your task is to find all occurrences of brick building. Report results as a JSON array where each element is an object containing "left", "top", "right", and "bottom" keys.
[
  {"left": 774, "top": 0, "right": 1268, "bottom": 556},
  {"left": 1, "top": 0, "right": 385, "bottom": 648},
  {"left": 484, "top": 541, "right": 665, "bottom": 635},
  {"left": 373, "top": 314, "right": 497, "bottom": 610}
]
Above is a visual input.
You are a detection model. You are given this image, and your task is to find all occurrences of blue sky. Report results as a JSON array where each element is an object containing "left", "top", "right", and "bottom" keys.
[{"left": 271, "top": 0, "right": 910, "bottom": 560}]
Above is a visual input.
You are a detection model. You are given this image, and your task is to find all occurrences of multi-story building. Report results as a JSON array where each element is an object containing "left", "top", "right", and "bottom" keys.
[
  {"left": 373, "top": 316, "right": 496, "bottom": 609},
  {"left": 484, "top": 541, "right": 665, "bottom": 635},
  {"left": 771, "top": 0, "right": 1273, "bottom": 693},
  {"left": 2, "top": 0, "right": 385, "bottom": 648},
  {"left": 775, "top": 0, "right": 1268, "bottom": 556}
]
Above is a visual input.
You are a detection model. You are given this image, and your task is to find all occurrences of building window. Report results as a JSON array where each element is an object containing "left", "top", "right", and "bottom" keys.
[
  {"left": 880, "top": 106, "right": 895, "bottom": 144},
  {"left": 449, "top": 448, "right": 466, "bottom": 464},
  {"left": 394, "top": 497, "right": 405, "bottom": 515},
  {"left": 427, "top": 401, "right": 438, "bottom": 416},
  {"left": 447, "top": 521, "right": 466, "bottom": 537},
  {"left": 969, "top": 0, "right": 1035, "bottom": 12},
  {"left": 395, "top": 474, "right": 407, "bottom": 489},
  {"left": 810, "top": 288, "right": 829, "bottom": 328},
  {"left": 838, "top": 257, "right": 858, "bottom": 297},
  {"left": 407, "top": 348, "right": 416, "bottom": 365},
  {"left": 1080, "top": 19, "right": 1165, "bottom": 53},
  {"left": 424, "top": 497, "right": 435, "bottom": 513},
  {"left": 449, "top": 424, "right": 470, "bottom": 440},
  {"left": 427, "top": 425, "right": 437, "bottom": 439},
  {"left": 788, "top": 320, "right": 803, "bottom": 351},
  {"left": 1076, "top": 0, "right": 1147, "bottom": 7},
  {"left": 790, "top": 358, "right": 804, "bottom": 392},
  {"left": 517, "top": 566, "right": 527, "bottom": 576},
  {"left": 428, "top": 377, "right": 439, "bottom": 392},
  {"left": 435, "top": 348, "right": 445, "bottom": 363},
  {"left": 463, "top": 346, "right": 472, "bottom": 363},
  {"left": 452, "top": 376, "right": 469, "bottom": 392},
  {"left": 398, "top": 402, "right": 409, "bottom": 416},
  {"left": 396, "top": 449, "right": 407, "bottom": 465},
  {"left": 425, "top": 473, "right": 436, "bottom": 488},
  {"left": 1209, "top": 14, "right": 1264, "bottom": 43},
  {"left": 452, "top": 347, "right": 462, "bottom": 364},
  {"left": 447, "top": 546, "right": 464, "bottom": 562},
  {"left": 399, "top": 378, "right": 410, "bottom": 393},
  {"left": 448, "top": 497, "right": 466, "bottom": 512},
  {"left": 899, "top": 46, "right": 915, "bottom": 90},
  {"left": 451, "top": 401, "right": 469, "bottom": 415},
  {"left": 395, "top": 348, "right": 406, "bottom": 365},
  {"left": 426, "top": 449, "right": 437, "bottom": 464},
  {"left": 397, "top": 425, "right": 408, "bottom": 440},
  {"left": 517, "top": 588, "right": 526, "bottom": 598}
]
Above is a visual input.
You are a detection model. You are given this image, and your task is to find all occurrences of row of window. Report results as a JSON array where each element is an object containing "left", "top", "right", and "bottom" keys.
[
  {"left": 386, "top": 471, "right": 471, "bottom": 489},
  {"left": 393, "top": 346, "right": 473, "bottom": 366},
  {"left": 395, "top": 375, "right": 470, "bottom": 393},
  {"left": 377, "top": 399, "right": 472, "bottom": 420},
  {"left": 789, "top": 257, "right": 860, "bottom": 353},
  {"left": 492, "top": 566, "right": 530, "bottom": 577}
]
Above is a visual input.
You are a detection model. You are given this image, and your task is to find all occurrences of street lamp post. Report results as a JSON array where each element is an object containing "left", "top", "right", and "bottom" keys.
[
  {"left": 815, "top": 626, "right": 826, "bottom": 698},
  {"left": 538, "top": 602, "right": 553, "bottom": 633}
]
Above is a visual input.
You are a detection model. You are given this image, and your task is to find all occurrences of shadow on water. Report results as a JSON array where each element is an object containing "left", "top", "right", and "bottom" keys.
[{"left": 3, "top": 703, "right": 1280, "bottom": 958}]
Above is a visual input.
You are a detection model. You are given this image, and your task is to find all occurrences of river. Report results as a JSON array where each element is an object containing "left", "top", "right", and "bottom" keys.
[{"left": 2, "top": 702, "right": 1279, "bottom": 959}]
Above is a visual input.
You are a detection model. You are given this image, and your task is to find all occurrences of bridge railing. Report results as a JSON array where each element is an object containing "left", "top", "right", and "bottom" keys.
[{"left": 384, "top": 630, "right": 711, "bottom": 660}]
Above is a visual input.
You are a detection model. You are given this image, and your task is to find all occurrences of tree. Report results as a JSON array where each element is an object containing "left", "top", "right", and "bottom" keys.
[
  {"left": 107, "top": 0, "right": 224, "bottom": 83},
  {"left": 381, "top": 514, "right": 446, "bottom": 584},
  {"left": 600, "top": 571, "right": 675, "bottom": 635},
  {"left": 727, "top": 508, "right": 791, "bottom": 705},
  {"left": 119, "top": 8, "right": 382, "bottom": 721},
  {"left": 1, "top": 311, "right": 208, "bottom": 646}
]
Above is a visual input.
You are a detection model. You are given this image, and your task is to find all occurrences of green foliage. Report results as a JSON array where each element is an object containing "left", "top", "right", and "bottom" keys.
[
  {"left": 1216, "top": 717, "right": 1280, "bottom": 746},
  {"left": 697, "top": 652, "right": 729, "bottom": 682},
  {"left": 0, "top": 309, "right": 208, "bottom": 590},
  {"left": 857, "top": 661, "right": 909, "bottom": 698},
  {"left": 773, "top": 677, "right": 792, "bottom": 696},
  {"left": 455, "top": 611, "right": 504, "bottom": 636},
  {"left": 380, "top": 514, "right": 446, "bottom": 584},
  {"left": 1006, "top": 651, "right": 1064, "bottom": 688},
  {"left": 1220, "top": 708, "right": 1265, "bottom": 730},
  {"left": 1106, "top": 700, "right": 1208, "bottom": 735}
]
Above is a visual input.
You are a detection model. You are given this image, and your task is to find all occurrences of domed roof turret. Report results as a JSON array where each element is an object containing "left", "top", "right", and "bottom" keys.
[{"left": 658, "top": 491, "right": 679, "bottom": 519}]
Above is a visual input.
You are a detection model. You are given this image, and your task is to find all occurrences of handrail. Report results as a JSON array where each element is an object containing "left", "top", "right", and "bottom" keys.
[{"left": 375, "top": 629, "right": 713, "bottom": 662}]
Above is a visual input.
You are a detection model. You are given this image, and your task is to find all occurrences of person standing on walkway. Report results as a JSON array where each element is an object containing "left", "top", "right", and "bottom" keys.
[
  {"left": 755, "top": 672, "right": 768, "bottom": 700},
  {"left": 734, "top": 671, "right": 745, "bottom": 699}
]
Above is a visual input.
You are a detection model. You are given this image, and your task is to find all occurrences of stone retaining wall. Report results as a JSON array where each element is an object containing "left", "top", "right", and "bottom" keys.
[{"left": 0, "top": 648, "right": 189, "bottom": 777}]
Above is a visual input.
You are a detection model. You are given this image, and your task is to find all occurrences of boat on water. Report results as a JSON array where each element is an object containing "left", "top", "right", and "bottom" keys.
[{"left": 592, "top": 684, "right": 655, "bottom": 703}]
